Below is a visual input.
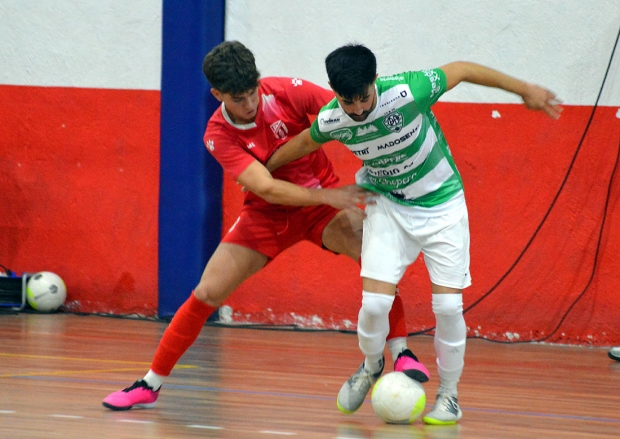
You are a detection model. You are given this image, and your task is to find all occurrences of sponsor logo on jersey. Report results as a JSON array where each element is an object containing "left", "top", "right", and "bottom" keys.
[
  {"left": 368, "top": 167, "right": 401, "bottom": 177},
  {"left": 356, "top": 124, "right": 378, "bottom": 137},
  {"left": 379, "top": 75, "right": 405, "bottom": 82},
  {"left": 379, "top": 90, "right": 408, "bottom": 109},
  {"left": 369, "top": 152, "right": 408, "bottom": 167},
  {"left": 377, "top": 125, "right": 420, "bottom": 150},
  {"left": 270, "top": 120, "right": 289, "bottom": 140},
  {"left": 320, "top": 117, "right": 341, "bottom": 125},
  {"left": 291, "top": 78, "right": 303, "bottom": 87},
  {"left": 246, "top": 142, "right": 256, "bottom": 149},
  {"left": 206, "top": 139, "right": 214, "bottom": 151},
  {"left": 352, "top": 146, "right": 370, "bottom": 157},
  {"left": 372, "top": 174, "right": 414, "bottom": 187},
  {"left": 329, "top": 128, "right": 353, "bottom": 141},
  {"left": 382, "top": 109, "right": 404, "bottom": 133},
  {"left": 423, "top": 69, "right": 441, "bottom": 98}
]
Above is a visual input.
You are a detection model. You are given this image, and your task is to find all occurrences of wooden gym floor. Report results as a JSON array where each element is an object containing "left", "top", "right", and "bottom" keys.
[{"left": 1, "top": 313, "right": 619, "bottom": 438}]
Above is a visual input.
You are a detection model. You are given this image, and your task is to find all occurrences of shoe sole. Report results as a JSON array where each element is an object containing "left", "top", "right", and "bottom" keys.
[
  {"left": 609, "top": 351, "right": 620, "bottom": 362},
  {"left": 423, "top": 411, "right": 463, "bottom": 425},
  {"left": 402, "top": 369, "right": 430, "bottom": 383},
  {"left": 422, "top": 416, "right": 460, "bottom": 425},
  {"left": 102, "top": 402, "right": 157, "bottom": 411}
]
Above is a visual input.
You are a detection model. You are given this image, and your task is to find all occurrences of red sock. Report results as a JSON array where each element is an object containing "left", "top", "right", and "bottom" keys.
[
  {"left": 150, "top": 292, "right": 216, "bottom": 376},
  {"left": 387, "top": 292, "right": 407, "bottom": 340}
]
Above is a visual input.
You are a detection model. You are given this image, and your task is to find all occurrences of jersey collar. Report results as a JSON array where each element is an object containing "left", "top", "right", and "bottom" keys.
[{"left": 221, "top": 102, "right": 258, "bottom": 130}]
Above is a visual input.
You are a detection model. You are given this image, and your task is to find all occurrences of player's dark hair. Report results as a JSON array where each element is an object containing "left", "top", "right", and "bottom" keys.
[
  {"left": 325, "top": 44, "right": 377, "bottom": 101},
  {"left": 202, "top": 41, "right": 260, "bottom": 96}
]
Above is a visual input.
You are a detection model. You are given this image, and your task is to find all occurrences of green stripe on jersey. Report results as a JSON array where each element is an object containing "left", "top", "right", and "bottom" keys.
[{"left": 310, "top": 69, "right": 463, "bottom": 207}]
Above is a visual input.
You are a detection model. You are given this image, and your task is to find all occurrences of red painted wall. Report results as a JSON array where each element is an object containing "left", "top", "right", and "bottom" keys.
[
  {"left": 221, "top": 103, "right": 620, "bottom": 345},
  {"left": 2, "top": 86, "right": 618, "bottom": 345},
  {"left": 0, "top": 85, "right": 160, "bottom": 315}
]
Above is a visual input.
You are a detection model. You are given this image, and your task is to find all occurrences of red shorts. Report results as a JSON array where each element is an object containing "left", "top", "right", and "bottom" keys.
[{"left": 222, "top": 203, "right": 340, "bottom": 259}]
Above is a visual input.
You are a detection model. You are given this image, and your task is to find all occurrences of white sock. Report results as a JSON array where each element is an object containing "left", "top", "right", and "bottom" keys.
[
  {"left": 358, "top": 291, "right": 394, "bottom": 373},
  {"left": 387, "top": 336, "right": 408, "bottom": 362},
  {"left": 432, "top": 293, "right": 466, "bottom": 397},
  {"left": 143, "top": 369, "right": 165, "bottom": 391}
]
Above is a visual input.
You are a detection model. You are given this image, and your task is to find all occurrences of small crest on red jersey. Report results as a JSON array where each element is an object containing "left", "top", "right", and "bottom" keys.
[{"left": 270, "top": 120, "right": 289, "bottom": 140}]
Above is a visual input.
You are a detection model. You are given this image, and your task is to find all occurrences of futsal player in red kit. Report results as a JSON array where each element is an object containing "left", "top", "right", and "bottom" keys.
[{"left": 102, "top": 41, "right": 429, "bottom": 411}]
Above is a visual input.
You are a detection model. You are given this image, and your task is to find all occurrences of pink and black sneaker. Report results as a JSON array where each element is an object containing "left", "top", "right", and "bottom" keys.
[
  {"left": 394, "top": 349, "right": 430, "bottom": 383},
  {"left": 102, "top": 379, "right": 160, "bottom": 411}
]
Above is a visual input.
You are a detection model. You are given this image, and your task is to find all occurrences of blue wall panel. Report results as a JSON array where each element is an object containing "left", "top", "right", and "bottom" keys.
[{"left": 159, "top": 0, "right": 225, "bottom": 318}]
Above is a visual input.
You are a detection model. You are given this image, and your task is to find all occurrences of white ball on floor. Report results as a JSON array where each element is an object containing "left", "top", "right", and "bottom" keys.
[
  {"left": 26, "top": 271, "right": 67, "bottom": 312},
  {"left": 371, "top": 371, "right": 426, "bottom": 424}
]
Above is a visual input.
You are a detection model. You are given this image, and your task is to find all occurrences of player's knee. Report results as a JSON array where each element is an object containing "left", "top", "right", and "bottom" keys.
[
  {"left": 361, "top": 291, "right": 394, "bottom": 318},
  {"left": 193, "top": 283, "right": 225, "bottom": 308},
  {"left": 338, "top": 237, "right": 361, "bottom": 261},
  {"left": 322, "top": 230, "right": 361, "bottom": 261},
  {"left": 431, "top": 293, "right": 463, "bottom": 316},
  {"left": 324, "top": 210, "right": 362, "bottom": 247}
]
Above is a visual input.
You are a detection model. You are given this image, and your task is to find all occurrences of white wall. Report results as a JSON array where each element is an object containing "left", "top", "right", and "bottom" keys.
[
  {"left": 3, "top": 0, "right": 617, "bottom": 102},
  {"left": 0, "top": 0, "right": 162, "bottom": 89},
  {"left": 225, "top": 0, "right": 620, "bottom": 106}
]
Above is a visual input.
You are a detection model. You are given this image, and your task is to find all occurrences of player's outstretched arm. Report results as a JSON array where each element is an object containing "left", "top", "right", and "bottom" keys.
[
  {"left": 440, "top": 61, "right": 563, "bottom": 119},
  {"left": 266, "top": 128, "right": 323, "bottom": 172},
  {"left": 238, "top": 160, "right": 374, "bottom": 209}
]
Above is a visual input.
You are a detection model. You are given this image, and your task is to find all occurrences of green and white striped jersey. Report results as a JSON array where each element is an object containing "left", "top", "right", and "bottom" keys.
[{"left": 310, "top": 69, "right": 463, "bottom": 207}]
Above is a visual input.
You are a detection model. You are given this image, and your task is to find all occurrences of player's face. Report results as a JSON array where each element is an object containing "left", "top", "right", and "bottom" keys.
[
  {"left": 212, "top": 87, "right": 260, "bottom": 124},
  {"left": 334, "top": 84, "right": 377, "bottom": 122}
]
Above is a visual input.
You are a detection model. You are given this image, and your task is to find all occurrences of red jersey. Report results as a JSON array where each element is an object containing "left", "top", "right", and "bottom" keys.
[{"left": 204, "top": 77, "right": 338, "bottom": 208}]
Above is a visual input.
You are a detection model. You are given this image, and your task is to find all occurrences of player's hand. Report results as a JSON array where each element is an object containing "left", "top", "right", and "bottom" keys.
[
  {"left": 323, "top": 185, "right": 377, "bottom": 210},
  {"left": 522, "top": 83, "right": 563, "bottom": 119}
]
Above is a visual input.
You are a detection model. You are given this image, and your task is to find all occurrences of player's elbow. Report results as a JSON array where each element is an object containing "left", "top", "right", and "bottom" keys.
[{"left": 442, "top": 61, "right": 474, "bottom": 90}]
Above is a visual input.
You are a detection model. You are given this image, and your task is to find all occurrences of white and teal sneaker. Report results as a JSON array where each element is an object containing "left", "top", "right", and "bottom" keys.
[{"left": 609, "top": 347, "right": 620, "bottom": 362}]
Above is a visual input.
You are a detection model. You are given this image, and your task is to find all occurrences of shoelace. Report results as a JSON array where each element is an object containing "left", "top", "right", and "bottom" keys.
[
  {"left": 123, "top": 380, "right": 149, "bottom": 392},
  {"left": 437, "top": 395, "right": 459, "bottom": 414},
  {"left": 349, "top": 370, "right": 373, "bottom": 392},
  {"left": 397, "top": 349, "right": 419, "bottom": 362}
]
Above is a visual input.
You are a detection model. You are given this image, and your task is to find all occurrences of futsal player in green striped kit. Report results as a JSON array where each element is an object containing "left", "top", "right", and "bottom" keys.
[{"left": 267, "top": 43, "right": 562, "bottom": 424}]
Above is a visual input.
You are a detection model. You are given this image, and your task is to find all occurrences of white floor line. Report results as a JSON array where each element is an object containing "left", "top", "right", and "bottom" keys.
[
  {"left": 49, "top": 414, "right": 84, "bottom": 419},
  {"left": 187, "top": 425, "right": 223, "bottom": 430}
]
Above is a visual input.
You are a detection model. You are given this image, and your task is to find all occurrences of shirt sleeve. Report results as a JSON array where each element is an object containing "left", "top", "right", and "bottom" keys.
[
  {"left": 309, "top": 117, "right": 331, "bottom": 144},
  {"left": 405, "top": 68, "right": 447, "bottom": 113},
  {"left": 284, "top": 78, "right": 334, "bottom": 118}
]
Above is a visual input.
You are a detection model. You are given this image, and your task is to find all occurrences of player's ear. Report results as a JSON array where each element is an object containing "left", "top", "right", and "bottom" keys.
[{"left": 211, "top": 88, "right": 223, "bottom": 102}]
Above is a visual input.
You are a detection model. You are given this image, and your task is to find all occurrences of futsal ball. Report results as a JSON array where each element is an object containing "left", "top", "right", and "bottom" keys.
[
  {"left": 26, "top": 271, "right": 67, "bottom": 312},
  {"left": 371, "top": 372, "right": 426, "bottom": 424}
]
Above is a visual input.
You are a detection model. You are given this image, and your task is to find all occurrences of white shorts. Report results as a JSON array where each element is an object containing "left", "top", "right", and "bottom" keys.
[{"left": 360, "top": 194, "right": 472, "bottom": 289}]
